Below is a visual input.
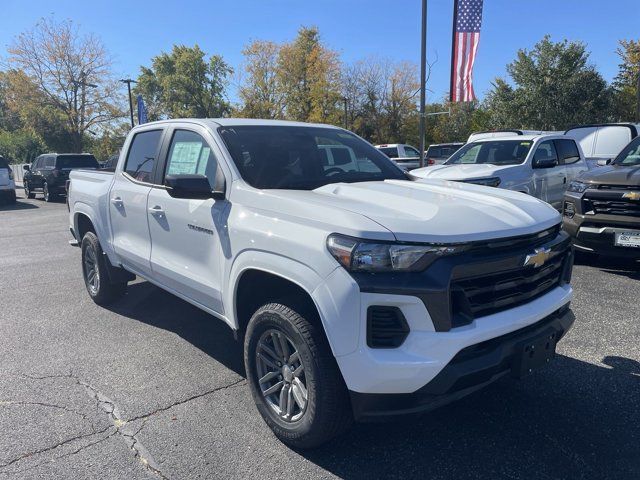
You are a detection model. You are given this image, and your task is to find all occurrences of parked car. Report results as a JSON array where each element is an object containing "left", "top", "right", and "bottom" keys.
[
  {"left": 563, "top": 135, "right": 640, "bottom": 259},
  {"left": 467, "top": 129, "right": 557, "bottom": 143},
  {"left": 68, "top": 119, "right": 574, "bottom": 448},
  {"left": 100, "top": 154, "right": 120, "bottom": 171},
  {"left": 424, "top": 142, "right": 464, "bottom": 166},
  {"left": 23, "top": 153, "right": 99, "bottom": 202},
  {"left": 564, "top": 123, "right": 640, "bottom": 169},
  {"left": 410, "top": 134, "right": 588, "bottom": 210},
  {"left": 375, "top": 143, "right": 422, "bottom": 170},
  {"left": 0, "top": 156, "right": 16, "bottom": 204}
]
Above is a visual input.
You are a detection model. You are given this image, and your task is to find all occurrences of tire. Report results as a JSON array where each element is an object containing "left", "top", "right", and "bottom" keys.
[
  {"left": 244, "top": 302, "right": 353, "bottom": 449},
  {"left": 24, "top": 181, "right": 35, "bottom": 199},
  {"left": 43, "top": 182, "right": 55, "bottom": 202},
  {"left": 81, "top": 231, "right": 127, "bottom": 305}
]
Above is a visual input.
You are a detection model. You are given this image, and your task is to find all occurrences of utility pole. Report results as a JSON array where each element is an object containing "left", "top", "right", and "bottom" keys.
[
  {"left": 120, "top": 79, "right": 137, "bottom": 128},
  {"left": 71, "top": 71, "right": 97, "bottom": 153},
  {"left": 342, "top": 97, "right": 348, "bottom": 129},
  {"left": 636, "top": 69, "right": 640, "bottom": 123},
  {"left": 418, "top": 0, "right": 428, "bottom": 168}
]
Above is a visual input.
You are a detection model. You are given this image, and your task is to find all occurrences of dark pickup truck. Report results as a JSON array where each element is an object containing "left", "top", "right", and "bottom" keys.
[
  {"left": 23, "top": 153, "right": 99, "bottom": 202},
  {"left": 563, "top": 136, "right": 640, "bottom": 259}
]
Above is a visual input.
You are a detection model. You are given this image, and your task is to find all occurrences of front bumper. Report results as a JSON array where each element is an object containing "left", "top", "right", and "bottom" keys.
[
  {"left": 350, "top": 305, "right": 574, "bottom": 420},
  {"left": 563, "top": 192, "right": 640, "bottom": 258}
]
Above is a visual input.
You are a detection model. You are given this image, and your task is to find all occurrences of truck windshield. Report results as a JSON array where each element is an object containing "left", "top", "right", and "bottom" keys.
[
  {"left": 445, "top": 140, "right": 532, "bottom": 166},
  {"left": 218, "top": 126, "right": 406, "bottom": 190},
  {"left": 613, "top": 136, "right": 640, "bottom": 166},
  {"left": 56, "top": 155, "right": 99, "bottom": 169}
]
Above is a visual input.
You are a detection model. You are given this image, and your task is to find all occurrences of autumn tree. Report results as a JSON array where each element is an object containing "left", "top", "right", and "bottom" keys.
[
  {"left": 238, "top": 40, "right": 284, "bottom": 119},
  {"left": 8, "top": 18, "right": 124, "bottom": 152},
  {"left": 612, "top": 39, "right": 640, "bottom": 121},
  {"left": 136, "top": 45, "right": 232, "bottom": 120},
  {"left": 277, "top": 27, "right": 342, "bottom": 123}
]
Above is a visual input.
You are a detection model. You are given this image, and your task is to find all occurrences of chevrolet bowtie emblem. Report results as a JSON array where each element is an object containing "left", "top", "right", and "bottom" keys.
[
  {"left": 524, "top": 247, "right": 552, "bottom": 268},
  {"left": 622, "top": 191, "right": 640, "bottom": 201}
]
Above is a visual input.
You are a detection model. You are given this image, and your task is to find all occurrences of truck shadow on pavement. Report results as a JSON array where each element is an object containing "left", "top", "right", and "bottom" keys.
[
  {"left": 0, "top": 199, "right": 39, "bottom": 211},
  {"left": 107, "top": 280, "right": 639, "bottom": 480},
  {"left": 574, "top": 251, "right": 640, "bottom": 280}
]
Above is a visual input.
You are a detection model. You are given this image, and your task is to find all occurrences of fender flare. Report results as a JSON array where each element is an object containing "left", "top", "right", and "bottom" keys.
[{"left": 72, "top": 202, "right": 118, "bottom": 266}]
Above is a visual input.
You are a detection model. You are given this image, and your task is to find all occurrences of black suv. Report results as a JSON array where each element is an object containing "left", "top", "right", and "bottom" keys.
[{"left": 23, "top": 153, "right": 99, "bottom": 202}]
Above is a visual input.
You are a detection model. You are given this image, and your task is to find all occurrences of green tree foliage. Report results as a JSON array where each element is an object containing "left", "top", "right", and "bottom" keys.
[
  {"left": 483, "top": 36, "right": 612, "bottom": 131},
  {"left": 0, "top": 128, "right": 46, "bottom": 163},
  {"left": 612, "top": 39, "right": 640, "bottom": 121},
  {"left": 136, "top": 45, "right": 233, "bottom": 119},
  {"left": 7, "top": 17, "right": 124, "bottom": 152}
]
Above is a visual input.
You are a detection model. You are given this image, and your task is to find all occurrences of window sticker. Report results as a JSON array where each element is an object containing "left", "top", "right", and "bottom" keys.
[{"left": 168, "top": 141, "right": 204, "bottom": 175}]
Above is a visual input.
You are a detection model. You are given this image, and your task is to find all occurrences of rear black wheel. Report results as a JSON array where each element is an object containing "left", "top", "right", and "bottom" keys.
[
  {"left": 24, "top": 181, "right": 35, "bottom": 199},
  {"left": 244, "top": 302, "right": 352, "bottom": 449},
  {"left": 43, "top": 182, "right": 55, "bottom": 202},
  {"left": 81, "top": 232, "right": 127, "bottom": 305}
]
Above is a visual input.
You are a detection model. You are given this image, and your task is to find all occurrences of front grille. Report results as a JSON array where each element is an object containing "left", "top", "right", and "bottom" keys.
[
  {"left": 584, "top": 196, "right": 640, "bottom": 216},
  {"left": 367, "top": 306, "right": 410, "bottom": 348},
  {"left": 451, "top": 251, "right": 567, "bottom": 322},
  {"left": 597, "top": 184, "right": 638, "bottom": 190}
]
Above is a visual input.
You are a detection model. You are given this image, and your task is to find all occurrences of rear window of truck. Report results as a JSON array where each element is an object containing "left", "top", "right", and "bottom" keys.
[{"left": 56, "top": 155, "right": 99, "bottom": 169}]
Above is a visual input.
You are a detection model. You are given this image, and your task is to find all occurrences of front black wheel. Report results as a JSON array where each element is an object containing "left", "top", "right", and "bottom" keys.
[
  {"left": 24, "top": 181, "right": 35, "bottom": 199},
  {"left": 81, "top": 232, "right": 127, "bottom": 305},
  {"left": 244, "top": 302, "right": 352, "bottom": 449}
]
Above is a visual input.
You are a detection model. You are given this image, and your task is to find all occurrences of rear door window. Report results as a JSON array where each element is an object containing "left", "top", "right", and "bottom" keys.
[
  {"left": 379, "top": 147, "right": 399, "bottom": 159},
  {"left": 124, "top": 130, "right": 163, "bottom": 183}
]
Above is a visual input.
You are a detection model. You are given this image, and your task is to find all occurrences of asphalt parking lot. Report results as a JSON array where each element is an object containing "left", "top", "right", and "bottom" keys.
[{"left": 0, "top": 190, "right": 638, "bottom": 480}]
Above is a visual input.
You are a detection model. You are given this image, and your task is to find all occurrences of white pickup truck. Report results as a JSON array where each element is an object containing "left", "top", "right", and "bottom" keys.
[{"left": 68, "top": 119, "right": 575, "bottom": 448}]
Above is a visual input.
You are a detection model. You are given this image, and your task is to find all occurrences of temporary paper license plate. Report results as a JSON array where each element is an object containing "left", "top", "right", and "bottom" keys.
[{"left": 614, "top": 231, "right": 640, "bottom": 248}]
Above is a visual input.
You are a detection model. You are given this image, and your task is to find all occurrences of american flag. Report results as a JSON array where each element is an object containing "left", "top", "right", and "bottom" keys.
[{"left": 450, "top": 0, "right": 484, "bottom": 102}]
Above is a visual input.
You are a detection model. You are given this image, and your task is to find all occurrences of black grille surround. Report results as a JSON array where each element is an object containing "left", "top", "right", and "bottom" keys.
[
  {"left": 352, "top": 227, "right": 573, "bottom": 333},
  {"left": 583, "top": 188, "right": 640, "bottom": 217}
]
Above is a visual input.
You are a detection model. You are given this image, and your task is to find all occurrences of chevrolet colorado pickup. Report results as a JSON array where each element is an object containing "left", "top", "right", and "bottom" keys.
[
  {"left": 68, "top": 119, "right": 575, "bottom": 448},
  {"left": 563, "top": 135, "right": 640, "bottom": 259}
]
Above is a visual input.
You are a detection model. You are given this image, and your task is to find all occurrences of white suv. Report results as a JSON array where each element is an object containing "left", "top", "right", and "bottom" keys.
[
  {"left": 410, "top": 134, "right": 588, "bottom": 210},
  {"left": 0, "top": 157, "right": 16, "bottom": 204},
  {"left": 68, "top": 119, "right": 575, "bottom": 448}
]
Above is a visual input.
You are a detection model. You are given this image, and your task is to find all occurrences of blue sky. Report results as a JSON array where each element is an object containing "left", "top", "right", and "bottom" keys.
[{"left": 2, "top": 0, "right": 639, "bottom": 103}]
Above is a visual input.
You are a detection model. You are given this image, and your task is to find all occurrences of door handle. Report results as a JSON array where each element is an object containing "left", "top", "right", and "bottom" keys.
[
  {"left": 111, "top": 196, "right": 123, "bottom": 206},
  {"left": 148, "top": 205, "right": 165, "bottom": 217},
  {"left": 563, "top": 176, "right": 567, "bottom": 184}
]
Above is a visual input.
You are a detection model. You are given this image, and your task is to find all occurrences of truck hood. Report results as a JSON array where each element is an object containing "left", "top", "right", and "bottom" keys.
[
  {"left": 410, "top": 163, "right": 515, "bottom": 181},
  {"left": 248, "top": 179, "right": 560, "bottom": 243},
  {"left": 579, "top": 164, "right": 640, "bottom": 185}
]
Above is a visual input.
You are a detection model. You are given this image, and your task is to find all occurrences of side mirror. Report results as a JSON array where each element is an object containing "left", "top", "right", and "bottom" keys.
[
  {"left": 23, "top": 165, "right": 30, "bottom": 171},
  {"left": 164, "top": 174, "right": 225, "bottom": 200},
  {"left": 533, "top": 157, "right": 558, "bottom": 169},
  {"left": 596, "top": 158, "right": 612, "bottom": 167}
]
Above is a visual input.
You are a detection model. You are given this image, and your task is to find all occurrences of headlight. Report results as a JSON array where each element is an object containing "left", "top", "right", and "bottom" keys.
[
  {"left": 463, "top": 177, "right": 501, "bottom": 187},
  {"left": 326, "top": 234, "right": 467, "bottom": 272},
  {"left": 567, "top": 181, "right": 590, "bottom": 193}
]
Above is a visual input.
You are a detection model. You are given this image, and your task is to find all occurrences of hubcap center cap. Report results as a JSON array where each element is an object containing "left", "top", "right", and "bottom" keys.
[{"left": 282, "top": 365, "right": 294, "bottom": 383}]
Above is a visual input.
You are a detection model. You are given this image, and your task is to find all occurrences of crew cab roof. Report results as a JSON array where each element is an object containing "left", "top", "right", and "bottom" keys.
[
  {"left": 133, "top": 118, "right": 341, "bottom": 130},
  {"left": 469, "top": 133, "right": 565, "bottom": 143}
]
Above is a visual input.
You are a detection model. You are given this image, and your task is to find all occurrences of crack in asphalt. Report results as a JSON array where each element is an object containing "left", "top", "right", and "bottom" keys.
[
  {"left": 126, "top": 378, "right": 247, "bottom": 423},
  {"left": 1, "top": 372, "right": 246, "bottom": 479}
]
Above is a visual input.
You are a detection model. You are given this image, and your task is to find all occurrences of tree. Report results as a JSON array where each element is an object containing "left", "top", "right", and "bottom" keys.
[
  {"left": 238, "top": 40, "right": 284, "bottom": 119},
  {"left": 7, "top": 17, "right": 124, "bottom": 152},
  {"left": 0, "top": 128, "right": 46, "bottom": 163},
  {"left": 136, "top": 45, "right": 232, "bottom": 120},
  {"left": 484, "top": 36, "right": 612, "bottom": 130},
  {"left": 277, "top": 27, "right": 342, "bottom": 123},
  {"left": 612, "top": 39, "right": 640, "bottom": 121}
]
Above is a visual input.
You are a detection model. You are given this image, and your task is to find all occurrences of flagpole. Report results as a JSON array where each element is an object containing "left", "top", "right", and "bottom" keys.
[{"left": 418, "top": 0, "right": 428, "bottom": 168}]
